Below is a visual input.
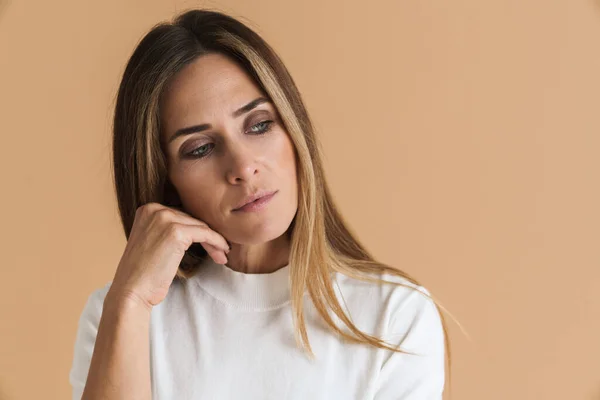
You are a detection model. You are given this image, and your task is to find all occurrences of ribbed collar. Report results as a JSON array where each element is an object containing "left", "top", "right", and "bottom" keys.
[{"left": 192, "top": 258, "right": 292, "bottom": 311}]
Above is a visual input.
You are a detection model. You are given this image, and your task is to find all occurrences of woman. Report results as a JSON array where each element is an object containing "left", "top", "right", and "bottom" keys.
[{"left": 70, "top": 8, "right": 449, "bottom": 400}]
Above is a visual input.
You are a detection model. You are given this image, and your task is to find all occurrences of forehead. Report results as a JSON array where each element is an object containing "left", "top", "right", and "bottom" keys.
[{"left": 159, "top": 53, "right": 265, "bottom": 134}]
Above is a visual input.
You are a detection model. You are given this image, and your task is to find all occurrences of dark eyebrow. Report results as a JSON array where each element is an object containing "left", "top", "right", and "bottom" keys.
[{"left": 168, "top": 96, "right": 270, "bottom": 144}]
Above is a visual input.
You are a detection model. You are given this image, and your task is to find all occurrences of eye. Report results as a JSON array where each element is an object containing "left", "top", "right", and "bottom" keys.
[
  {"left": 185, "top": 120, "right": 274, "bottom": 159},
  {"left": 249, "top": 120, "right": 274, "bottom": 134},
  {"left": 187, "top": 143, "right": 214, "bottom": 158}
]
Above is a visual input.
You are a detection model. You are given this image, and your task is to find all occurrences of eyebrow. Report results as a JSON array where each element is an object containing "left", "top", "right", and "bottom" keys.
[{"left": 168, "top": 96, "right": 270, "bottom": 144}]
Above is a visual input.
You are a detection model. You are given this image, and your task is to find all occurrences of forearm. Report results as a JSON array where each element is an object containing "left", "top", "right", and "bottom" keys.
[{"left": 81, "top": 291, "right": 152, "bottom": 400}]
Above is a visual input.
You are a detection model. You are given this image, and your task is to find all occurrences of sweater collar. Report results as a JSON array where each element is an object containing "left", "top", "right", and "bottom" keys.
[{"left": 192, "top": 258, "right": 291, "bottom": 311}]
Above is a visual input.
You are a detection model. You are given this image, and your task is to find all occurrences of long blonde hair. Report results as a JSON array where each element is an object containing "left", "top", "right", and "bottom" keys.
[{"left": 112, "top": 6, "right": 452, "bottom": 386}]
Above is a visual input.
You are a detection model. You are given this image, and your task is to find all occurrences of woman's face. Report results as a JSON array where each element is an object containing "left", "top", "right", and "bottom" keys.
[{"left": 159, "top": 53, "right": 298, "bottom": 246}]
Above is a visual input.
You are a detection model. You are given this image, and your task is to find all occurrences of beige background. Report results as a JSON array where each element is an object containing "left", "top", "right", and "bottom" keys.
[{"left": 1, "top": 0, "right": 599, "bottom": 399}]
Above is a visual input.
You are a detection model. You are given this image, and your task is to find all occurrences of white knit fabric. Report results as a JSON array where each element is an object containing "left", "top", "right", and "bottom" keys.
[{"left": 70, "top": 259, "right": 445, "bottom": 399}]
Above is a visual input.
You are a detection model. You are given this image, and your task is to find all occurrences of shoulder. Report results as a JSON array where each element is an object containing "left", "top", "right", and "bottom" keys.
[
  {"left": 333, "top": 267, "right": 432, "bottom": 313},
  {"left": 69, "top": 281, "right": 113, "bottom": 396},
  {"left": 340, "top": 269, "right": 446, "bottom": 397},
  {"left": 333, "top": 268, "right": 443, "bottom": 347},
  {"left": 75, "top": 281, "right": 113, "bottom": 336},
  {"left": 80, "top": 281, "right": 112, "bottom": 316}
]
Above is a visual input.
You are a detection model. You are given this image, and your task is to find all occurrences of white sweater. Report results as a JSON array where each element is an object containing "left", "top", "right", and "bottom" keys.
[{"left": 70, "top": 259, "right": 445, "bottom": 399}]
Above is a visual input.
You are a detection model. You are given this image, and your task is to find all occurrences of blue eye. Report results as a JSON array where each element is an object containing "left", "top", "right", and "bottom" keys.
[
  {"left": 249, "top": 120, "right": 274, "bottom": 134},
  {"left": 188, "top": 143, "right": 214, "bottom": 158},
  {"left": 186, "top": 121, "right": 274, "bottom": 159}
]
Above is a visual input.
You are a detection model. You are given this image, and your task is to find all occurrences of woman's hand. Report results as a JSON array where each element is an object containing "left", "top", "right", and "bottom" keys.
[{"left": 107, "top": 202, "right": 230, "bottom": 310}]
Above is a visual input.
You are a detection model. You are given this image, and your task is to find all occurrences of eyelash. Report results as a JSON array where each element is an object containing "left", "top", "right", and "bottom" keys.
[{"left": 185, "top": 120, "right": 275, "bottom": 159}]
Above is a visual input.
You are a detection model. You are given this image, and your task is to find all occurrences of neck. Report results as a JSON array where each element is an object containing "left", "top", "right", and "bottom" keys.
[{"left": 225, "top": 231, "right": 291, "bottom": 274}]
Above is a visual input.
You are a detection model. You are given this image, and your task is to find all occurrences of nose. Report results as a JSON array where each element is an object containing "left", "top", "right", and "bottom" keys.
[{"left": 225, "top": 141, "right": 259, "bottom": 184}]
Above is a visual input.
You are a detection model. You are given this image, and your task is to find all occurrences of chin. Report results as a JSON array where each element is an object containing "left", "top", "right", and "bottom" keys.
[
  {"left": 230, "top": 225, "right": 289, "bottom": 246},
  {"left": 224, "top": 212, "right": 295, "bottom": 246}
]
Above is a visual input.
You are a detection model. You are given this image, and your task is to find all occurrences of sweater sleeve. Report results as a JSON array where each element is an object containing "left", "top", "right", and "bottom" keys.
[
  {"left": 373, "top": 287, "right": 446, "bottom": 399},
  {"left": 68, "top": 284, "right": 110, "bottom": 400}
]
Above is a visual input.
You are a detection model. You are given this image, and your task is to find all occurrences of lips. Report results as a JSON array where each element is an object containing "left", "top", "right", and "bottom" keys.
[{"left": 232, "top": 190, "right": 278, "bottom": 211}]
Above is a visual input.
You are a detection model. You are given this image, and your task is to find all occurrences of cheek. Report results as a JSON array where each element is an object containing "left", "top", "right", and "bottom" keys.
[
  {"left": 284, "top": 139, "right": 298, "bottom": 181},
  {"left": 278, "top": 135, "right": 298, "bottom": 197},
  {"left": 273, "top": 132, "right": 296, "bottom": 171},
  {"left": 177, "top": 176, "right": 223, "bottom": 219}
]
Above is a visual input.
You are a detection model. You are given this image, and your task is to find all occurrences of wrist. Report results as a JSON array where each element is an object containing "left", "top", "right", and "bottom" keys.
[{"left": 104, "top": 287, "right": 153, "bottom": 315}]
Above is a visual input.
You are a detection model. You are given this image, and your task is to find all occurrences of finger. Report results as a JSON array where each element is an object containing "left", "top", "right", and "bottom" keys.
[
  {"left": 166, "top": 209, "right": 231, "bottom": 253},
  {"left": 163, "top": 213, "right": 229, "bottom": 253},
  {"left": 176, "top": 224, "right": 230, "bottom": 255},
  {"left": 202, "top": 243, "right": 228, "bottom": 265}
]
